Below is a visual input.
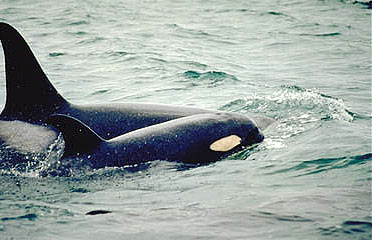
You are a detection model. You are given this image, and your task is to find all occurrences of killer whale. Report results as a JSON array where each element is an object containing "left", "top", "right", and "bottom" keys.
[
  {"left": 47, "top": 113, "right": 263, "bottom": 167},
  {"left": 0, "top": 23, "right": 211, "bottom": 139},
  {"left": 0, "top": 22, "right": 272, "bottom": 138},
  {"left": 0, "top": 22, "right": 272, "bottom": 159}
]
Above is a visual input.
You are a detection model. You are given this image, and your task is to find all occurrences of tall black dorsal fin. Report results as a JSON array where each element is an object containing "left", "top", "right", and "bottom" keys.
[
  {"left": 46, "top": 114, "right": 104, "bottom": 157},
  {"left": 0, "top": 22, "right": 68, "bottom": 123}
]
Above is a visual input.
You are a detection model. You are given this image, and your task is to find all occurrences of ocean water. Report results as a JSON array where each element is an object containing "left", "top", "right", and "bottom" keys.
[{"left": 0, "top": 0, "right": 371, "bottom": 239}]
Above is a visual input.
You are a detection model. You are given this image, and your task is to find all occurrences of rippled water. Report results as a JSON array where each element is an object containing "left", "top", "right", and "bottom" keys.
[{"left": 0, "top": 0, "right": 371, "bottom": 239}]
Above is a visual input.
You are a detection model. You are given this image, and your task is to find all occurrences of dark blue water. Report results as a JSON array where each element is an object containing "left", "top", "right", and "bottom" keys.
[{"left": 0, "top": 0, "right": 371, "bottom": 239}]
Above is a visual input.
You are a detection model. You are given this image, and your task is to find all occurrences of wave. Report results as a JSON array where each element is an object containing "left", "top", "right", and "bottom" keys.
[
  {"left": 270, "top": 153, "right": 371, "bottom": 176},
  {"left": 299, "top": 32, "right": 341, "bottom": 37},
  {"left": 48, "top": 52, "right": 66, "bottom": 57},
  {"left": 264, "top": 11, "right": 299, "bottom": 22},
  {"left": 319, "top": 219, "right": 372, "bottom": 238},
  {"left": 67, "top": 20, "right": 89, "bottom": 26},
  {"left": 253, "top": 210, "right": 314, "bottom": 223},
  {"left": 1, "top": 213, "right": 38, "bottom": 222},
  {"left": 351, "top": 1, "right": 372, "bottom": 8},
  {"left": 184, "top": 70, "right": 239, "bottom": 87}
]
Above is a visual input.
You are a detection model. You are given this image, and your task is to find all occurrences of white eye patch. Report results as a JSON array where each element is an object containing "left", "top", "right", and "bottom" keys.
[{"left": 210, "top": 135, "right": 242, "bottom": 152}]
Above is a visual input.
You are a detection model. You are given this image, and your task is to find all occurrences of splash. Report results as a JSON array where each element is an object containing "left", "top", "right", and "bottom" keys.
[
  {"left": 0, "top": 133, "right": 65, "bottom": 177},
  {"left": 223, "top": 85, "right": 354, "bottom": 121},
  {"left": 220, "top": 85, "right": 355, "bottom": 149}
]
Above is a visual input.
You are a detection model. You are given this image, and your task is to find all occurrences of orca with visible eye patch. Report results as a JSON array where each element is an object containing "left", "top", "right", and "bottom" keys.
[
  {"left": 47, "top": 113, "right": 263, "bottom": 167},
  {"left": 0, "top": 22, "right": 272, "bottom": 158}
]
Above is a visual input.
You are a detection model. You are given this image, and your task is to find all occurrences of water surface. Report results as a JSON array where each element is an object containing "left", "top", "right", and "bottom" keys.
[{"left": 0, "top": 0, "right": 371, "bottom": 239}]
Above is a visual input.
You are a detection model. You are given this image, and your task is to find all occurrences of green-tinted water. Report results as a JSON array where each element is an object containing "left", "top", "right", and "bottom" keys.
[{"left": 0, "top": 0, "right": 371, "bottom": 239}]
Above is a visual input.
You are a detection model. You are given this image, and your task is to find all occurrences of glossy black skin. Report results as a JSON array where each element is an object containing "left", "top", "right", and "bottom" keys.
[
  {"left": 63, "top": 103, "right": 216, "bottom": 139},
  {"left": 47, "top": 113, "right": 264, "bottom": 167},
  {"left": 0, "top": 22, "right": 266, "bottom": 140}
]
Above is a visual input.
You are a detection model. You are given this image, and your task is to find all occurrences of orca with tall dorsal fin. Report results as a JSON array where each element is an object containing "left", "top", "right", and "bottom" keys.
[
  {"left": 47, "top": 113, "right": 264, "bottom": 167},
  {"left": 0, "top": 22, "right": 216, "bottom": 138},
  {"left": 0, "top": 22, "right": 272, "bottom": 157}
]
